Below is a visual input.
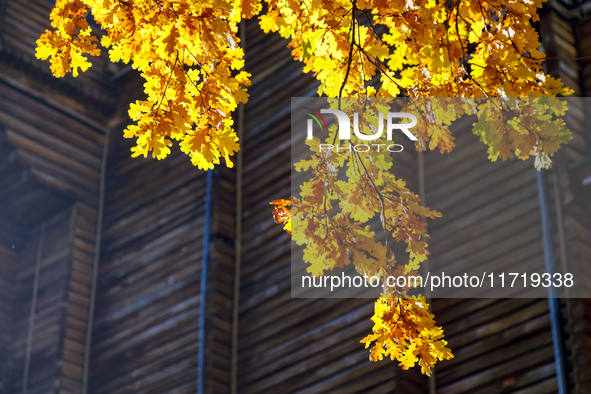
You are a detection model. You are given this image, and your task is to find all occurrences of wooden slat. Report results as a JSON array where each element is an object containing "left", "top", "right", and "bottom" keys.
[{"left": 88, "top": 129, "right": 210, "bottom": 393}]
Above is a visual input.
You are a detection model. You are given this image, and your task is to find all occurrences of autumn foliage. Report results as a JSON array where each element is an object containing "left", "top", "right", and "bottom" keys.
[{"left": 37, "top": 0, "right": 572, "bottom": 375}]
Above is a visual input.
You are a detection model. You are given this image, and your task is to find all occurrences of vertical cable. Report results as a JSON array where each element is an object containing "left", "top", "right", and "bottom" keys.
[
  {"left": 552, "top": 166, "right": 578, "bottom": 390},
  {"left": 198, "top": 169, "right": 213, "bottom": 394},
  {"left": 537, "top": 169, "right": 569, "bottom": 394},
  {"left": 230, "top": 19, "right": 246, "bottom": 394},
  {"left": 82, "top": 126, "right": 110, "bottom": 394},
  {"left": 23, "top": 222, "right": 45, "bottom": 394},
  {"left": 418, "top": 151, "right": 426, "bottom": 207},
  {"left": 551, "top": 169, "right": 569, "bottom": 293}
]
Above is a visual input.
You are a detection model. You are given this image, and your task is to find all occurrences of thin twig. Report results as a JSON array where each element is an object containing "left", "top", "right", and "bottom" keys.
[
  {"left": 153, "top": 50, "right": 179, "bottom": 118},
  {"left": 338, "top": 0, "right": 357, "bottom": 111}
]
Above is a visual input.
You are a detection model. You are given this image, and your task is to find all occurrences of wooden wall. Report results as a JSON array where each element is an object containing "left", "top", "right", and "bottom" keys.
[
  {"left": 0, "top": 0, "right": 119, "bottom": 115},
  {"left": 0, "top": 203, "right": 98, "bottom": 394},
  {"left": 558, "top": 96, "right": 591, "bottom": 394},
  {"left": 571, "top": 12, "right": 591, "bottom": 393},
  {"left": 0, "top": 79, "right": 102, "bottom": 225},
  {"left": 61, "top": 202, "right": 99, "bottom": 394},
  {"left": 566, "top": 167, "right": 591, "bottom": 394},
  {"left": 424, "top": 124, "right": 558, "bottom": 393},
  {"left": 10, "top": 208, "right": 74, "bottom": 393},
  {"left": 234, "top": 5, "right": 590, "bottom": 394},
  {"left": 0, "top": 24, "right": 108, "bottom": 390},
  {"left": 88, "top": 133, "right": 209, "bottom": 394},
  {"left": 200, "top": 166, "right": 236, "bottom": 394},
  {"left": 422, "top": 4, "right": 591, "bottom": 393},
  {"left": 542, "top": 4, "right": 591, "bottom": 393}
]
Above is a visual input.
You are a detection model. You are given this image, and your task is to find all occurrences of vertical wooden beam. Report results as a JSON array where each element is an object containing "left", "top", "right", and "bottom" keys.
[
  {"left": 22, "top": 223, "right": 44, "bottom": 394},
  {"left": 209, "top": 167, "right": 238, "bottom": 394},
  {"left": 197, "top": 133, "right": 239, "bottom": 394},
  {"left": 55, "top": 202, "right": 101, "bottom": 394},
  {"left": 81, "top": 126, "right": 109, "bottom": 394},
  {"left": 195, "top": 158, "right": 240, "bottom": 394}
]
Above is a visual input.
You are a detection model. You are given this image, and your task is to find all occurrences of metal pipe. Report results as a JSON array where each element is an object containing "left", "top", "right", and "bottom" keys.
[
  {"left": 82, "top": 126, "right": 110, "bottom": 394},
  {"left": 230, "top": 19, "right": 246, "bottom": 394},
  {"left": 197, "top": 169, "right": 213, "bottom": 394},
  {"left": 536, "top": 169, "right": 569, "bottom": 394}
]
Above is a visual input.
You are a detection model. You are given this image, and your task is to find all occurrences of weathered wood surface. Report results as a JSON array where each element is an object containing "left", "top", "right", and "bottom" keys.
[
  {"left": 416, "top": 118, "right": 557, "bottom": 392},
  {"left": 59, "top": 202, "right": 98, "bottom": 394},
  {"left": 0, "top": 79, "right": 105, "bottom": 223},
  {"left": 0, "top": 0, "right": 129, "bottom": 117},
  {"left": 545, "top": 5, "right": 591, "bottom": 393},
  {"left": 10, "top": 209, "right": 73, "bottom": 394},
  {"left": 87, "top": 131, "right": 210, "bottom": 394}
]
